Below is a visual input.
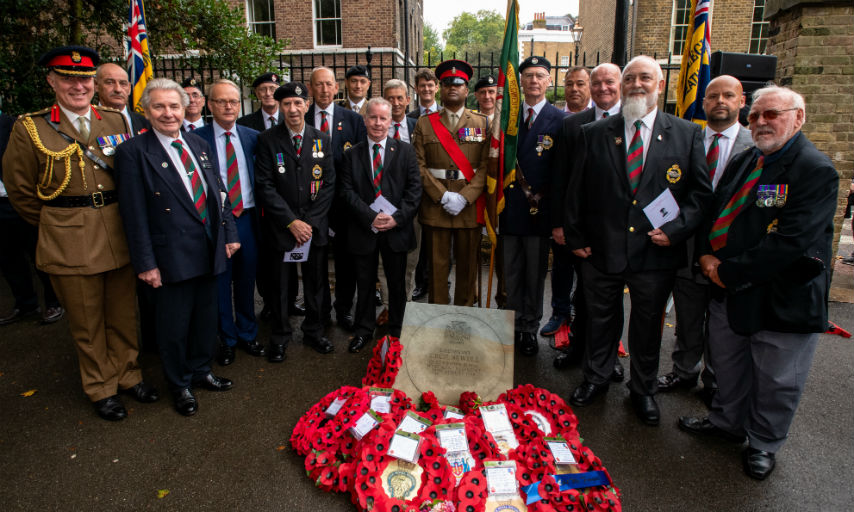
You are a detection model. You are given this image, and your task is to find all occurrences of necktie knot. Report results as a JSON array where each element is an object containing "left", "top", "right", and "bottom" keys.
[
  {"left": 224, "top": 130, "right": 232, "bottom": 140},
  {"left": 602, "top": 111, "right": 609, "bottom": 118},
  {"left": 170, "top": 139, "right": 182, "bottom": 149},
  {"left": 188, "top": 123, "right": 196, "bottom": 131},
  {"left": 633, "top": 120, "right": 642, "bottom": 131}
]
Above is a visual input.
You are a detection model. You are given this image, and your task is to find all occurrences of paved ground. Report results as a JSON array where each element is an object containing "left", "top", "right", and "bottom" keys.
[{"left": 0, "top": 260, "right": 852, "bottom": 511}]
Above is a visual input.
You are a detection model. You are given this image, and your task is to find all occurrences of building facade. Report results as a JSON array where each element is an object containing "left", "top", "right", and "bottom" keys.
[{"left": 519, "top": 12, "right": 581, "bottom": 85}]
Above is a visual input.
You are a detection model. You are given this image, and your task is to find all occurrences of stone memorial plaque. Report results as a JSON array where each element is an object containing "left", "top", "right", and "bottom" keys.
[{"left": 396, "top": 303, "right": 514, "bottom": 405}]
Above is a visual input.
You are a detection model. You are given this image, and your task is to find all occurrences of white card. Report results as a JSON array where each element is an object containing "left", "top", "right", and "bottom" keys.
[
  {"left": 398, "top": 413, "right": 430, "bottom": 434},
  {"left": 283, "top": 235, "right": 312, "bottom": 263},
  {"left": 349, "top": 411, "right": 380, "bottom": 440},
  {"left": 485, "top": 462, "right": 518, "bottom": 496},
  {"left": 642, "top": 187, "right": 680, "bottom": 229},
  {"left": 324, "top": 397, "right": 347, "bottom": 417},
  {"left": 380, "top": 337, "right": 389, "bottom": 365},
  {"left": 437, "top": 426, "right": 469, "bottom": 453},
  {"left": 480, "top": 404, "right": 514, "bottom": 433},
  {"left": 370, "top": 394, "right": 391, "bottom": 414},
  {"left": 547, "top": 440, "right": 577, "bottom": 465},
  {"left": 388, "top": 431, "right": 421, "bottom": 463},
  {"left": 444, "top": 406, "right": 465, "bottom": 420},
  {"left": 370, "top": 194, "right": 398, "bottom": 215}
]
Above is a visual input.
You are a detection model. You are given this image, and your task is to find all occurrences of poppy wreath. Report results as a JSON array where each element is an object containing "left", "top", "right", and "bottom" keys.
[
  {"left": 498, "top": 384, "right": 579, "bottom": 439},
  {"left": 473, "top": 399, "right": 541, "bottom": 446},
  {"left": 417, "top": 391, "right": 447, "bottom": 423},
  {"left": 421, "top": 415, "right": 504, "bottom": 488},
  {"left": 362, "top": 335, "right": 404, "bottom": 388},
  {"left": 458, "top": 391, "right": 483, "bottom": 415},
  {"left": 291, "top": 385, "right": 363, "bottom": 456},
  {"left": 352, "top": 421, "right": 456, "bottom": 512},
  {"left": 508, "top": 435, "right": 556, "bottom": 488},
  {"left": 308, "top": 387, "right": 372, "bottom": 453},
  {"left": 455, "top": 468, "right": 488, "bottom": 512}
]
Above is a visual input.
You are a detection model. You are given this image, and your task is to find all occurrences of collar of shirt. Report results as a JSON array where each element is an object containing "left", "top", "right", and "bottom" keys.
[
  {"left": 705, "top": 122, "right": 740, "bottom": 144},
  {"left": 155, "top": 128, "right": 187, "bottom": 149},
  {"left": 214, "top": 121, "right": 238, "bottom": 140},
  {"left": 183, "top": 117, "right": 204, "bottom": 129},
  {"left": 444, "top": 105, "right": 466, "bottom": 119},
  {"left": 564, "top": 98, "right": 594, "bottom": 115},
  {"left": 349, "top": 98, "right": 365, "bottom": 111},
  {"left": 368, "top": 136, "right": 387, "bottom": 164},
  {"left": 315, "top": 102, "right": 334, "bottom": 129},
  {"left": 420, "top": 102, "right": 438, "bottom": 115},
  {"left": 624, "top": 108, "right": 658, "bottom": 164},
  {"left": 287, "top": 125, "right": 306, "bottom": 142},
  {"left": 524, "top": 98, "right": 548, "bottom": 118},
  {"left": 594, "top": 100, "right": 621, "bottom": 119},
  {"left": 389, "top": 118, "right": 409, "bottom": 141},
  {"left": 58, "top": 103, "right": 91, "bottom": 127}
]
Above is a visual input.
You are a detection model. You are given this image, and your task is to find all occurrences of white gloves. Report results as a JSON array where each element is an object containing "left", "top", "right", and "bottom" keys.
[{"left": 441, "top": 191, "right": 467, "bottom": 216}]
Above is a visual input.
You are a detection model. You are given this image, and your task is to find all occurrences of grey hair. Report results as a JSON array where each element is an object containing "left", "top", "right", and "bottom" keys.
[
  {"left": 383, "top": 78, "right": 409, "bottom": 97},
  {"left": 210, "top": 78, "right": 241, "bottom": 96},
  {"left": 140, "top": 78, "right": 189, "bottom": 109},
  {"left": 624, "top": 55, "right": 664, "bottom": 81},
  {"left": 366, "top": 97, "right": 392, "bottom": 116},
  {"left": 751, "top": 85, "right": 806, "bottom": 121}
]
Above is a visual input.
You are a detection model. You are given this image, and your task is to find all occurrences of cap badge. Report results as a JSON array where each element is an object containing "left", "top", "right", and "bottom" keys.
[
  {"left": 272, "top": 74, "right": 278, "bottom": 82},
  {"left": 71, "top": 51, "right": 81, "bottom": 63},
  {"left": 295, "top": 86, "right": 302, "bottom": 95},
  {"left": 532, "top": 58, "right": 538, "bottom": 64}
]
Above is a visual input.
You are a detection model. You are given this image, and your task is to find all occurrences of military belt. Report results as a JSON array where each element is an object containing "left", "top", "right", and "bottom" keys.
[
  {"left": 46, "top": 190, "right": 117, "bottom": 208},
  {"left": 428, "top": 168, "right": 477, "bottom": 181}
]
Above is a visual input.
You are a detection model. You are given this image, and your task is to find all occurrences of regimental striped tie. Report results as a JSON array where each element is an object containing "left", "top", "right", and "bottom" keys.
[
  {"left": 526, "top": 107, "right": 535, "bottom": 129},
  {"left": 393, "top": 123, "right": 401, "bottom": 140},
  {"left": 293, "top": 134, "right": 302, "bottom": 156},
  {"left": 188, "top": 123, "right": 196, "bottom": 131},
  {"left": 602, "top": 111, "right": 609, "bottom": 119},
  {"left": 372, "top": 143, "right": 383, "bottom": 198},
  {"left": 709, "top": 156, "right": 765, "bottom": 251},
  {"left": 224, "top": 131, "right": 243, "bottom": 217},
  {"left": 171, "top": 140, "right": 208, "bottom": 223},
  {"left": 707, "top": 133, "right": 722, "bottom": 182},
  {"left": 626, "top": 120, "right": 644, "bottom": 195},
  {"left": 320, "top": 111, "right": 329, "bottom": 134}
]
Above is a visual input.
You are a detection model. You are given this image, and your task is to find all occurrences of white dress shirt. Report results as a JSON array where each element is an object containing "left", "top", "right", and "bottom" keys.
[
  {"left": 213, "top": 122, "right": 255, "bottom": 208},
  {"left": 183, "top": 117, "right": 204, "bottom": 131},
  {"left": 313, "top": 102, "right": 335, "bottom": 137},
  {"left": 263, "top": 109, "right": 280, "bottom": 131},
  {"left": 594, "top": 100, "right": 622, "bottom": 120},
  {"left": 349, "top": 98, "right": 366, "bottom": 112},
  {"left": 155, "top": 129, "right": 207, "bottom": 198},
  {"left": 624, "top": 108, "right": 658, "bottom": 165},
  {"left": 704, "top": 122, "right": 742, "bottom": 190},
  {"left": 419, "top": 102, "right": 438, "bottom": 116},
  {"left": 367, "top": 136, "right": 387, "bottom": 167},
  {"left": 522, "top": 98, "right": 548, "bottom": 126},
  {"left": 388, "top": 118, "right": 410, "bottom": 143}
]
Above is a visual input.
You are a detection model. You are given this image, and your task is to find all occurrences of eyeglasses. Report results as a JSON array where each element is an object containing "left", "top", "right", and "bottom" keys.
[
  {"left": 210, "top": 99, "right": 240, "bottom": 107},
  {"left": 747, "top": 107, "right": 798, "bottom": 123}
]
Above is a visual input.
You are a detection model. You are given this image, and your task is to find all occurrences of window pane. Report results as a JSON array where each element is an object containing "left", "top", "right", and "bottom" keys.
[
  {"left": 251, "top": 0, "right": 273, "bottom": 22},
  {"left": 318, "top": 19, "right": 341, "bottom": 45}
]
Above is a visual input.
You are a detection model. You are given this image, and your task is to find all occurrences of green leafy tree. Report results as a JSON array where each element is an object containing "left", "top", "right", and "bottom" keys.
[
  {"left": 442, "top": 9, "right": 504, "bottom": 60},
  {"left": 0, "top": 0, "right": 286, "bottom": 115},
  {"left": 422, "top": 23, "right": 443, "bottom": 66}
]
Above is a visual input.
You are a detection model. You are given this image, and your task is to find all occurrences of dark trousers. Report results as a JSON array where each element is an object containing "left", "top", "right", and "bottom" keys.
[
  {"left": 153, "top": 274, "right": 218, "bottom": 392},
  {"left": 217, "top": 212, "right": 259, "bottom": 346},
  {"left": 581, "top": 261, "right": 675, "bottom": 395},
  {"left": 549, "top": 241, "right": 575, "bottom": 317},
  {"left": 502, "top": 234, "right": 549, "bottom": 334},
  {"left": 0, "top": 199, "right": 59, "bottom": 310},
  {"left": 353, "top": 242, "right": 408, "bottom": 339},
  {"left": 671, "top": 276, "right": 715, "bottom": 388},
  {"left": 271, "top": 243, "right": 327, "bottom": 346}
]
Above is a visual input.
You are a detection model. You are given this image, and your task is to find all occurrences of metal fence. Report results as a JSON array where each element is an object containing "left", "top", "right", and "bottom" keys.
[{"left": 151, "top": 49, "right": 683, "bottom": 117}]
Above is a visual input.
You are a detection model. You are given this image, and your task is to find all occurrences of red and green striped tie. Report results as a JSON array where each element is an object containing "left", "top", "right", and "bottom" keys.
[
  {"left": 171, "top": 140, "right": 208, "bottom": 223},
  {"left": 393, "top": 123, "right": 401, "bottom": 140},
  {"left": 224, "top": 131, "right": 243, "bottom": 217},
  {"left": 709, "top": 156, "right": 764, "bottom": 251},
  {"left": 626, "top": 120, "right": 643, "bottom": 195},
  {"left": 320, "top": 111, "right": 329, "bottom": 134},
  {"left": 707, "top": 133, "right": 722, "bottom": 182},
  {"left": 293, "top": 134, "right": 302, "bottom": 156},
  {"left": 372, "top": 143, "right": 383, "bottom": 198}
]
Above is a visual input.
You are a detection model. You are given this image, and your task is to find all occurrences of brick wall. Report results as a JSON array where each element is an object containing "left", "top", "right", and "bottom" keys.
[
  {"left": 578, "top": 0, "right": 616, "bottom": 62},
  {"left": 766, "top": 3, "right": 854, "bottom": 259}
]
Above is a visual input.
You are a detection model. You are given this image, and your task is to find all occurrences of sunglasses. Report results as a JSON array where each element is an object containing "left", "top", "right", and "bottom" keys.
[{"left": 747, "top": 107, "right": 798, "bottom": 124}]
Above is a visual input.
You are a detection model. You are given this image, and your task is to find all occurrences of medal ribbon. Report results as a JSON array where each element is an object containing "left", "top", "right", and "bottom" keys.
[
  {"left": 709, "top": 155, "right": 764, "bottom": 251},
  {"left": 224, "top": 131, "right": 243, "bottom": 217},
  {"left": 170, "top": 140, "right": 208, "bottom": 223}
]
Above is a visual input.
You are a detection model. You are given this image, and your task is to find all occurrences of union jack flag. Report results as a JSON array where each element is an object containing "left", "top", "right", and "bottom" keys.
[{"left": 126, "top": 0, "right": 153, "bottom": 113}]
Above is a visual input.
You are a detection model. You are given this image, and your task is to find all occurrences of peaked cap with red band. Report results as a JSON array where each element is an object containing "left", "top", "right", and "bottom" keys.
[
  {"left": 435, "top": 59, "right": 473, "bottom": 86},
  {"left": 38, "top": 46, "right": 99, "bottom": 77}
]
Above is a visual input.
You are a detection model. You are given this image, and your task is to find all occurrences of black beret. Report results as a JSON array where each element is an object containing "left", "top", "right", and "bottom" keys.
[
  {"left": 181, "top": 77, "right": 204, "bottom": 93},
  {"left": 345, "top": 65, "right": 370, "bottom": 79},
  {"left": 274, "top": 81, "right": 308, "bottom": 101},
  {"left": 435, "top": 59, "right": 473, "bottom": 86},
  {"left": 38, "top": 46, "right": 99, "bottom": 76},
  {"left": 519, "top": 56, "right": 552, "bottom": 74},
  {"left": 252, "top": 72, "right": 281, "bottom": 89},
  {"left": 474, "top": 75, "right": 497, "bottom": 91}
]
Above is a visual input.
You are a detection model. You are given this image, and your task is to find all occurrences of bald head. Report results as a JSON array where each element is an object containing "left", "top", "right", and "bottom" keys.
[
  {"left": 590, "top": 63, "right": 621, "bottom": 111},
  {"left": 702, "top": 75, "right": 745, "bottom": 132},
  {"left": 95, "top": 63, "right": 131, "bottom": 110}
]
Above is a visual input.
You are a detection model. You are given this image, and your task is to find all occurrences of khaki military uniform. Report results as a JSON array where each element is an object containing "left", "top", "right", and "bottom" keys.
[
  {"left": 337, "top": 98, "right": 368, "bottom": 116},
  {"left": 2, "top": 105, "right": 141, "bottom": 402},
  {"left": 412, "top": 109, "right": 489, "bottom": 305}
]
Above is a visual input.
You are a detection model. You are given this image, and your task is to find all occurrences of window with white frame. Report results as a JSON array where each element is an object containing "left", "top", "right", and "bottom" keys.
[
  {"left": 749, "top": 0, "right": 769, "bottom": 54},
  {"left": 246, "top": 0, "right": 275, "bottom": 39},
  {"left": 670, "top": 0, "right": 692, "bottom": 55},
  {"left": 560, "top": 56, "right": 569, "bottom": 67},
  {"left": 314, "top": 0, "right": 342, "bottom": 47}
]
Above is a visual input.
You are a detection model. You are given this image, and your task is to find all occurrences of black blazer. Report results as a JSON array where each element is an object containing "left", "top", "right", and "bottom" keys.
[
  {"left": 551, "top": 108, "right": 596, "bottom": 229},
  {"left": 340, "top": 137, "right": 422, "bottom": 255},
  {"left": 237, "top": 108, "right": 283, "bottom": 133},
  {"left": 254, "top": 124, "right": 335, "bottom": 251},
  {"left": 565, "top": 111, "right": 713, "bottom": 274},
  {"left": 129, "top": 110, "right": 150, "bottom": 136},
  {"left": 115, "top": 130, "right": 239, "bottom": 284},
  {"left": 700, "top": 133, "right": 838, "bottom": 335}
]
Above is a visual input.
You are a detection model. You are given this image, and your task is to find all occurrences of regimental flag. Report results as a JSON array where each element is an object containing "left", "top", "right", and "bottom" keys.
[
  {"left": 127, "top": 0, "right": 153, "bottom": 114},
  {"left": 484, "top": 0, "right": 521, "bottom": 245},
  {"left": 675, "top": 0, "right": 712, "bottom": 127}
]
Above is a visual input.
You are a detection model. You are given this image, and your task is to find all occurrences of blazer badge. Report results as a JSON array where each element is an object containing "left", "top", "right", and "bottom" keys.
[
  {"left": 344, "top": 141, "right": 352, "bottom": 151},
  {"left": 665, "top": 164, "right": 682, "bottom": 183},
  {"left": 312, "top": 164, "right": 323, "bottom": 179},
  {"left": 615, "top": 136, "right": 623, "bottom": 146}
]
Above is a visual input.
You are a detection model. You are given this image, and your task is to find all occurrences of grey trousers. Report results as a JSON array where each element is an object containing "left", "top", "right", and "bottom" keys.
[
  {"left": 502, "top": 234, "right": 549, "bottom": 334},
  {"left": 707, "top": 298, "right": 819, "bottom": 453},
  {"left": 671, "top": 276, "right": 716, "bottom": 389}
]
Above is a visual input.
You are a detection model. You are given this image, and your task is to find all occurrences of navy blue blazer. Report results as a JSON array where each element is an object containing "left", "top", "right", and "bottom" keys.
[
  {"left": 193, "top": 123, "right": 259, "bottom": 194},
  {"left": 500, "top": 102, "right": 567, "bottom": 236},
  {"left": 115, "top": 130, "right": 239, "bottom": 284}
]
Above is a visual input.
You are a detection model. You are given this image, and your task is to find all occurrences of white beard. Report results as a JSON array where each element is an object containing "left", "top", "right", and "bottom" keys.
[{"left": 622, "top": 91, "right": 658, "bottom": 124}]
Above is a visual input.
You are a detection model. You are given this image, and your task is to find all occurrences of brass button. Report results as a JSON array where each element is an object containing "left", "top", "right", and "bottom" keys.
[
  {"left": 629, "top": 227, "right": 635, "bottom": 232},
  {"left": 509, "top": 184, "right": 515, "bottom": 189},
  {"left": 97, "top": 184, "right": 104, "bottom": 190},
  {"left": 632, "top": 199, "right": 637, "bottom": 205},
  {"left": 94, "top": 165, "right": 100, "bottom": 170}
]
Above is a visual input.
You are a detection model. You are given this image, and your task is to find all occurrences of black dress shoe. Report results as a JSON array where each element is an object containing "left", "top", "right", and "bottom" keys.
[
  {"left": 518, "top": 332, "right": 539, "bottom": 356},
  {"left": 570, "top": 381, "right": 609, "bottom": 407},
  {"left": 267, "top": 343, "right": 286, "bottom": 363},
  {"left": 238, "top": 339, "right": 266, "bottom": 357},
  {"left": 192, "top": 372, "right": 233, "bottom": 392},
  {"left": 305, "top": 336, "right": 334, "bottom": 354},
  {"left": 0, "top": 307, "right": 39, "bottom": 326},
  {"left": 743, "top": 447, "right": 775, "bottom": 480},
  {"left": 349, "top": 335, "right": 369, "bottom": 353},
  {"left": 173, "top": 388, "right": 198, "bottom": 416},
  {"left": 94, "top": 395, "right": 127, "bottom": 421},
  {"left": 630, "top": 392, "right": 660, "bottom": 426},
  {"left": 289, "top": 301, "right": 306, "bottom": 316},
  {"left": 337, "top": 312, "right": 355, "bottom": 331},
  {"left": 611, "top": 360, "right": 625, "bottom": 382},
  {"left": 41, "top": 306, "right": 65, "bottom": 324},
  {"left": 121, "top": 381, "right": 160, "bottom": 403},
  {"left": 678, "top": 416, "right": 745, "bottom": 443},
  {"left": 657, "top": 371, "right": 698, "bottom": 392},
  {"left": 411, "top": 286, "right": 428, "bottom": 301},
  {"left": 218, "top": 344, "right": 235, "bottom": 366}
]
